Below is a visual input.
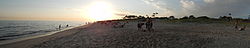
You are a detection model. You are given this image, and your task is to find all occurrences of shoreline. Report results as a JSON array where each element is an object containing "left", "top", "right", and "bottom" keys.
[
  {"left": 0, "top": 24, "right": 92, "bottom": 48},
  {"left": 0, "top": 25, "right": 80, "bottom": 45},
  {"left": 1, "top": 20, "right": 250, "bottom": 48}
]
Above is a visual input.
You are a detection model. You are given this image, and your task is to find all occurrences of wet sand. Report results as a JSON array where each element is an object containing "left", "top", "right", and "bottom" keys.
[{"left": 1, "top": 21, "right": 250, "bottom": 48}]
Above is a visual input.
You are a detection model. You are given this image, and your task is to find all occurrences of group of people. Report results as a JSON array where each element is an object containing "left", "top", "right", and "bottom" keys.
[
  {"left": 58, "top": 24, "right": 69, "bottom": 30},
  {"left": 234, "top": 21, "right": 246, "bottom": 31},
  {"left": 137, "top": 18, "right": 154, "bottom": 32},
  {"left": 98, "top": 20, "right": 127, "bottom": 28}
]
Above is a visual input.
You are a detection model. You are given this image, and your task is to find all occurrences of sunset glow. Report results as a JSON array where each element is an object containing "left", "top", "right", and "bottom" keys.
[
  {"left": 1, "top": 0, "right": 250, "bottom": 21},
  {"left": 85, "top": 1, "right": 115, "bottom": 21}
]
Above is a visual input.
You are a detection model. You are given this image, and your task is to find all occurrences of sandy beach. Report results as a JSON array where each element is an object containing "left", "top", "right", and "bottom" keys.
[{"left": 1, "top": 20, "right": 250, "bottom": 48}]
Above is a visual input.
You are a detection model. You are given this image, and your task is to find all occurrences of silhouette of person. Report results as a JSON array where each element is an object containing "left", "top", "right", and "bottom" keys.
[
  {"left": 59, "top": 24, "right": 62, "bottom": 29},
  {"left": 146, "top": 18, "right": 153, "bottom": 31},
  {"left": 137, "top": 22, "right": 144, "bottom": 30},
  {"left": 66, "top": 24, "right": 69, "bottom": 27}
]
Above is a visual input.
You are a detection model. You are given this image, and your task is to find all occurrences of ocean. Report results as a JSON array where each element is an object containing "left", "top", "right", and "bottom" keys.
[{"left": 0, "top": 20, "right": 84, "bottom": 42}]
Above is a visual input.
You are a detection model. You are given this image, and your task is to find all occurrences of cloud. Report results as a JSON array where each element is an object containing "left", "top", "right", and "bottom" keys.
[
  {"left": 115, "top": 13, "right": 127, "bottom": 16},
  {"left": 204, "top": 0, "right": 214, "bottom": 3},
  {"left": 183, "top": 0, "right": 250, "bottom": 17},
  {"left": 180, "top": 0, "right": 195, "bottom": 9},
  {"left": 65, "top": 8, "right": 84, "bottom": 13},
  {"left": 141, "top": 0, "right": 177, "bottom": 16},
  {"left": 142, "top": 0, "right": 250, "bottom": 18},
  {"left": 180, "top": 0, "right": 197, "bottom": 15}
]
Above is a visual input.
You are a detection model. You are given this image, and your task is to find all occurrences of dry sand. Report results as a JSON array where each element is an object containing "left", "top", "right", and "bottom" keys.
[{"left": 1, "top": 20, "right": 250, "bottom": 48}]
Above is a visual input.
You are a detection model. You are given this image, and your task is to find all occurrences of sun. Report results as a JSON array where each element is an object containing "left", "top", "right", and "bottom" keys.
[{"left": 85, "top": 1, "right": 115, "bottom": 21}]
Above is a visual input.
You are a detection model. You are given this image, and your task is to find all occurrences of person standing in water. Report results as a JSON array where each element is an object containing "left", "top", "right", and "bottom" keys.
[
  {"left": 59, "top": 24, "right": 62, "bottom": 30},
  {"left": 66, "top": 24, "right": 69, "bottom": 27}
]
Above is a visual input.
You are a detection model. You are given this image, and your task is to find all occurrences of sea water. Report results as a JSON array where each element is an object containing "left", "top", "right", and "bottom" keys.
[{"left": 0, "top": 20, "right": 84, "bottom": 41}]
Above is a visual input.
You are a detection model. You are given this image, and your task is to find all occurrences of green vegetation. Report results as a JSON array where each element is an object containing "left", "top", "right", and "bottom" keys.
[{"left": 120, "top": 14, "right": 250, "bottom": 25}]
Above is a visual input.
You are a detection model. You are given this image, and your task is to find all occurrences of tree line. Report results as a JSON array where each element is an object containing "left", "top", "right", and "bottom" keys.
[{"left": 123, "top": 15, "right": 236, "bottom": 20}]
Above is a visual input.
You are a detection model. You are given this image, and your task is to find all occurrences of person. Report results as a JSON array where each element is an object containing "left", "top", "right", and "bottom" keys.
[
  {"left": 59, "top": 24, "right": 62, "bottom": 30},
  {"left": 234, "top": 21, "right": 239, "bottom": 29},
  {"left": 145, "top": 18, "right": 153, "bottom": 31},
  {"left": 239, "top": 25, "right": 246, "bottom": 31},
  {"left": 137, "top": 22, "right": 144, "bottom": 30},
  {"left": 120, "top": 22, "right": 126, "bottom": 28},
  {"left": 66, "top": 24, "right": 69, "bottom": 27}
]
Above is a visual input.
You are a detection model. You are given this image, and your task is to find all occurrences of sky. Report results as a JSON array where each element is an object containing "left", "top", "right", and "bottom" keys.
[{"left": 0, "top": 0, "right": 250, "bottom": 21}]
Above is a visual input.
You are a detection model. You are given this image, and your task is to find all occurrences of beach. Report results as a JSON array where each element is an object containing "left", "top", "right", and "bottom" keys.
[{"left": 1, "top": 20, "right": 250, "bottom": 48}]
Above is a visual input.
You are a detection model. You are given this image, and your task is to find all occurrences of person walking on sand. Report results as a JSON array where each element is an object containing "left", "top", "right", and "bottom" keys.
[{"left": 146, "top": 18, "right": 153, "bottom": 31}]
